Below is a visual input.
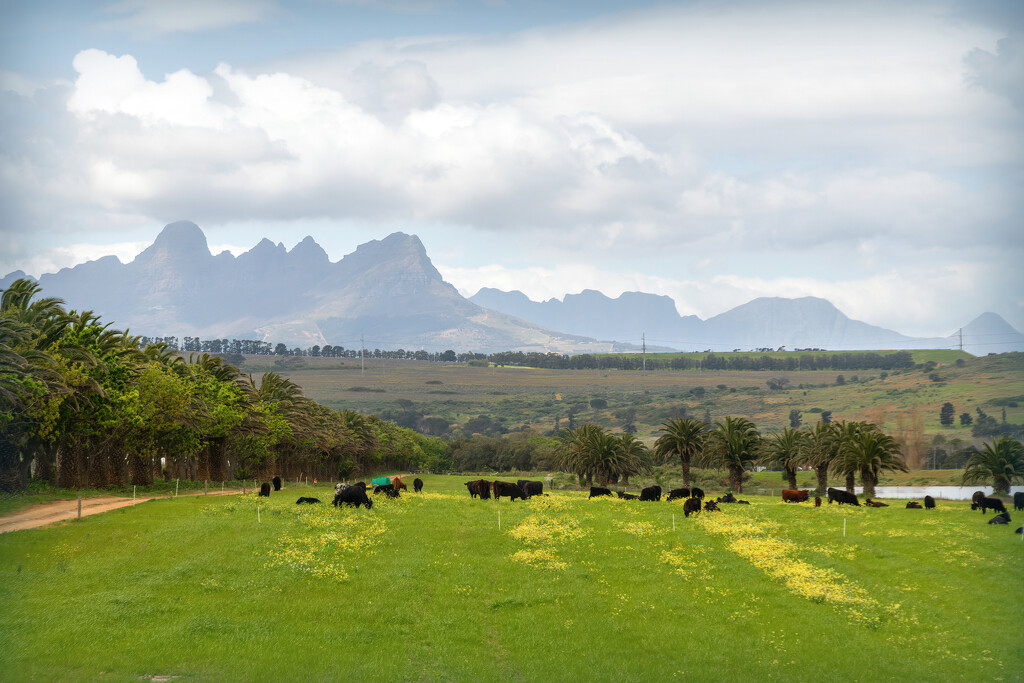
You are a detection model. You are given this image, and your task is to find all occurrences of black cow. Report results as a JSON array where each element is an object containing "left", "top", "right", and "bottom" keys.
[
  {"left": 589, "top": 486, "right": 613, "bottom": 499},
  {"left": 333, "top": 486, "right": 373, "bottom": 509},
  {"left": 924, "top": 495, "right": 935, "bottom": 509},
  {"left": 517, "top": 480, "right": 544, "bottom": 497},
  {"left": 639, "top": 485, "right": 662, "bottom": 502},
  {"left": 259, "top": 482, "right": 271, "bottom": 497},
  {"left": 690, "top": 487, "right": 705, "bottom": 500},
  {"left": 667, "top": 488, "right": 691, "bottom": 501},
  {"left": 1014, "top": 492, "right": 1024, "bottom": 512},
  {"left": 988, "top": 512, "right": 1011, "bottom": 525},
  {"left": 413, "top": 478, "right": 423, "bottom": 493},
  {"left": 272, "top": 475, "right": 282, "bottom": 491},
  {"left": 295, "top": 497, "right": 321, "bottom": 504},
  {"left": 493, "top": 481, "right": 526, "bottom": 501},
  {"left": 827, "top": 487, "right": 859, "bottom": 506},
  {"left": 718, "top": 492, "right": 737, "bottom": 503},
  {"left": 704, "top": 500, "right": 721, "bottom": 512},
  {"left": 373, "top": 484, "right": 399, "bottom": 497},
  {"left": 737, "top": 500, "right": 750, "bottom": 504},
  {"left": 465, "top": 479, "right": 490, "bottom": 498},
  {"left": 865, "top": 499, "right": 888, "bottom": 507},
  {"left": 683, "top": 497, "right": 701, "bottom": 517},
  {"left": 1016, "top": 526, "right": 1023, "bottom": 534},
  {"left": 976, "top": 497, "right": 1007, "bottom": 515},
  {"left": 906, "top": 501, "right": 922, "bottom": 509},
  {"left": 616, "top": 491, "right": 638, "bottom": 500}
]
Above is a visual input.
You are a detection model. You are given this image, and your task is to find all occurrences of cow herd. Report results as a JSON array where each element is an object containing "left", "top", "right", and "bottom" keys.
[
  {"left": 256, "top": 475, "right": 1023, "bottom": 533},
  {"left": 464, "top": 479, "right": 545, "bottom": 501}
]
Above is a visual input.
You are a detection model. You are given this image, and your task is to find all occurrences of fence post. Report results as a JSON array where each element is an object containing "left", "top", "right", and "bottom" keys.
[
  {"left": 175, "top": 479, "right": 179, "bottom": 498},
  {"left": 133, "top": 485, "right": 136, "bottom": 505},
  {"left": 77, "top": 496, "right": 81, "bottom": 520}
]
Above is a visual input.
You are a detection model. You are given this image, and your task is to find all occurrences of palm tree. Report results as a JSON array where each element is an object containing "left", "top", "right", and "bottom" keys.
[
  {"left": 802, "top": 422, "right": 838, "bottom": 497},
  {"left": 829, "top": 421, "right": 879, "bottom": 493},
  {"left": 615, "top": 432, "right": 653, "bottom": 485},
  {"left": 654, "top": 418, "right": 705, "bottom": 488},
  {"left": 759, "top": 427, "right": 808, "bottom": 490},
  {"left": 700, "top": 416, "right": 760, "bottom": 492},
  {"left": 840, "top": 430, "right": 907, "bottom": 498},
  {"left": 558, "top": 424, "right": 605, "bottom": 486},
  {"left": 961, "top": 436, "right": 1024, "bottom": 495}
]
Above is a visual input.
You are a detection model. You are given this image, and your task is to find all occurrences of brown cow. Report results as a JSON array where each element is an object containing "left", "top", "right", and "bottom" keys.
[
  {"left": 781, "top": 489, "right": 809, "bottom": 503},
  {"left": 390, "top": 476, "right": 408, "bottom": 491}
]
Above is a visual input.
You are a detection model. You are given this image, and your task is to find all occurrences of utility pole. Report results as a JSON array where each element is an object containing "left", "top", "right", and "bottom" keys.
[
  {"left": 642, "top": 332, "right": 646, "bottom": 372},
  {"left": 958, "top": 328, "right": 963, "bottom": 352}
]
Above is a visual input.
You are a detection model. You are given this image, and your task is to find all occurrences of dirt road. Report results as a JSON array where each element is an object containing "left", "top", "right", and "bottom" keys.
[{"left": 0, "top": 489, "right": 242, "bottom": 534}]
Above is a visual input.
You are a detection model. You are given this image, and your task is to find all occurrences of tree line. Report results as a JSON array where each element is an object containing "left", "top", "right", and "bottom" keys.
[{"left": 0, "top": 280, "right": 447, "bottom": 493}]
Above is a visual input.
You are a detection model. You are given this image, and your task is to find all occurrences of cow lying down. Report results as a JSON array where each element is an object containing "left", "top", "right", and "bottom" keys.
[{"left": 295, "top": 497, "right": 321, "bottom": 504}]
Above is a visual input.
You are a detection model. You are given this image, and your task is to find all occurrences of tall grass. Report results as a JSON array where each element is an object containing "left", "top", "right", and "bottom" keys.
[{"left": 1, "top": 475, "right": 1021, "bottom": 682}]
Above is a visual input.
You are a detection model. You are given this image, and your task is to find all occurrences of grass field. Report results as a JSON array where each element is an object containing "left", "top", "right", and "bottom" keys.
[
  {"left": 246, "top": 353, "right": 1024, "bottom": 453},
  {"left": 2, "top": 475, "right": 1021, "bottom": 682}
]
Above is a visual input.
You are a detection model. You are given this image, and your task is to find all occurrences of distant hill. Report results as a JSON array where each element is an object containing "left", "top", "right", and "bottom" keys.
[
  {"left": 0, "top": 222, "right": 617, "bottom": 353},
  {"left": 469, "top": 289, "right": 1024, "bottom": 355},
  {"left": 3, "top": 220, "right": 1021, "bottom": 355}
]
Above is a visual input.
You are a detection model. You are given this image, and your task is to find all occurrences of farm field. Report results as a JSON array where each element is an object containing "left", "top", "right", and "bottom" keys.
[
  {"left": 1, "top": 475, "right": 1021, "bottom": 683},
  {"left": 249, "top": 353, "right": 1024, "bottom": 450}
]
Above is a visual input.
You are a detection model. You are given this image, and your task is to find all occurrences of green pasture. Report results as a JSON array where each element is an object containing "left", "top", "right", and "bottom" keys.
[{"left": 1, "top": 475, "right": 1021, "bottom": 682}]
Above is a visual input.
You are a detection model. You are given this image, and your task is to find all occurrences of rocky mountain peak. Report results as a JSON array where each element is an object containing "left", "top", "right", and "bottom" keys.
[{"left": 133, "top": 220, "right": 211, "bottom": 265}]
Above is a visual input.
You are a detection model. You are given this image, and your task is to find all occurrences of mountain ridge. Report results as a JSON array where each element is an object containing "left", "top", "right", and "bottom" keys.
[{"left": 2, "top": 221, "right": 1021, "bottom": 355}]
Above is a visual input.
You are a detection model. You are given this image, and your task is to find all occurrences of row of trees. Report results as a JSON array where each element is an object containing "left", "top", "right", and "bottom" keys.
[
  {"left": 488, "top": 350, "right": 916, "bottom": 372},
  {"left": 558, "top": 416, "right": 1024, "bottom": 496},
  {"left": 0, "top": 280, "right": 446, "bottom": 493}
]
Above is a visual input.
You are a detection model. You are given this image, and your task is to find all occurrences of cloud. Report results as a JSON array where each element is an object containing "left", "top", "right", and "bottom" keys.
[
  {"left": 964, "top": 30, "right": 1024, "bottom": 109},
  {"left": 99, "top": 0, "right": 279, "bottom": 35}
]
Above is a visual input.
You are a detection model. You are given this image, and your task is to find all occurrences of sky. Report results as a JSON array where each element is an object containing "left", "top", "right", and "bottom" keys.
[{"left": 1, "top": 0, "right": 1021, "bottom": 340}]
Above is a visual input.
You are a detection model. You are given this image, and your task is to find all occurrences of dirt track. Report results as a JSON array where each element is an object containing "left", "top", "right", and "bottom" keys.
[{"left": 0, "top": 489, "right": 242, "bottom": 534}]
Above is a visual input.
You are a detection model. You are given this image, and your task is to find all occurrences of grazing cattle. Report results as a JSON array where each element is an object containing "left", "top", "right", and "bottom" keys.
[
  {"left": 690, "top": 487, "right": 705, "bottom": 500},
  {"left": 272, "top": 476, "right": 282, "bottom": 491},
  {"left": 924, "top": 495, "right": 935, "bottom": 509},
  {"left": 972, "top": 490, "right": 985, "bottom": 507},
  {"left": 259, "top": 482, "right": 271, "bottom": 497},
  {"left": 1015, "top": 526, "right": 1023, "bottom": 534},
  {"left": 977, "top": 497, "right": 1007, "bottom": 515},
  {"left": 737, "top": 500, "right": 750, "bottom": 504},
  {"left": 781, "top": 489, "right": 809, "bottom": 503},
  {"left": 815, "top": 497, "right": 822, "bottom": 507},
  {"left": 703, "top": 500, "right": 721, "bottom": 512},
  {"left": 589, "top": 486, "right": 613, "bottom": 499},
  {"left": 865, "top": 499, "right": 888, "bottom": 507},
  {"left": 517, "top": 480, "right": 544, "bottom": 497},
  {"left": 617, "top": 491, "right": 638, "bottom": 500},
  {"left": 639, "top": 485, "right": 662, "bottom": 502},
  {"left": 295, "top": 497, "right": 321, "bottom": 504},
  {"left": 988, "top": 512, "right": 1011, "bottom": 525},
  {"left": 413, "top": 478, "right": 423, "bottom": 493},
  {"left": 827, "top": 487, "right": 859, "bottom": 506},
  {"left": 464, "top": 479, "right": 490, "bottom": 499},
  {"left": 333, "top": 486, "right": 373, "bottom": 509},
  {"left": 1014, "top": 492, "right": 1024, "bottom": 512},
  {"left": 373, "top": 483, "right": 395, "bottom": 495},
  {"left": 667, "top": 488, "right": 691, "bottom": 501},
  {"left": 718, "top": 492, "right": 737, "bottom": 503},
  {"left": 906, "top": 501, "right": 922, "bottom": 509},
  {"left": 390, "top": 476, "right": 408, "bottom": 491},
  {"left": 493, "top": 481, "right": 527, "bottom": 501},
  {"left": 683, "top": 497, "right": 701, "bottom": 517}
]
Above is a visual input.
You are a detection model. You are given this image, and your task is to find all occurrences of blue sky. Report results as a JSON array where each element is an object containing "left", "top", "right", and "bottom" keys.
[{"left": 1, "top": 0, "right": 1022, "bottom": 340}]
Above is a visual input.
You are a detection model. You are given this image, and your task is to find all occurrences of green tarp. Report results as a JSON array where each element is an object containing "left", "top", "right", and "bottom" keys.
[{"left": 371, "top": 476, "right": 392, "bottom": 487}]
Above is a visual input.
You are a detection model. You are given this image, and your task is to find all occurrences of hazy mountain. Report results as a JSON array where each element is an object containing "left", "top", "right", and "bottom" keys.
[
  {"left": 3, "top": 221, "right": 1021, "bottom": 355},
  {"left": 470, "top": 289, "right": 1024, "bottom": 354},
  {"left": 954, "top": 312, "right": 1024, "bottom": 356},
  {"left": 0, "top": 221, "right": 615, "bottom": 353}
]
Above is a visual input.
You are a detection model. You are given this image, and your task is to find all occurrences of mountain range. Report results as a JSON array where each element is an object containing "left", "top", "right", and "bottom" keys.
[{"left": 2, "top": 221, "right": 1021, "bottom": 356}]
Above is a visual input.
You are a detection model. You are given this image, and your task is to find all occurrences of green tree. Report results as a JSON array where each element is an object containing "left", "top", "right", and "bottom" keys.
[
  {"left": 699, "top": 416, "right": 760, "bottom": 492},
  {"left": 961, "top": 436, "right": 1024, "bottom": 495},
  {"left": 789, "top": 409, "right": 802, "bottom": 429},
  {"left": 653, "top": 418, "right": 705, "bottom": 489},
  {"left": 939, "top": 402, "right": 955, "bottom": 427},
  {"left": 840, "top": 429, "right": 907, "bottom": 498},
  {"left": 759, "top": 427, "right": 808, "bottom": 490}
]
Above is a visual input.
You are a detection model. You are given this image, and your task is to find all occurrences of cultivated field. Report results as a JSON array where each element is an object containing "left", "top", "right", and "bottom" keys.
[
  {"left": 248, "top": 352, "right": 1024, "bottom": 449},
  {"left": 1, "top": 475, "right": 1021, "bottom": 682}
]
